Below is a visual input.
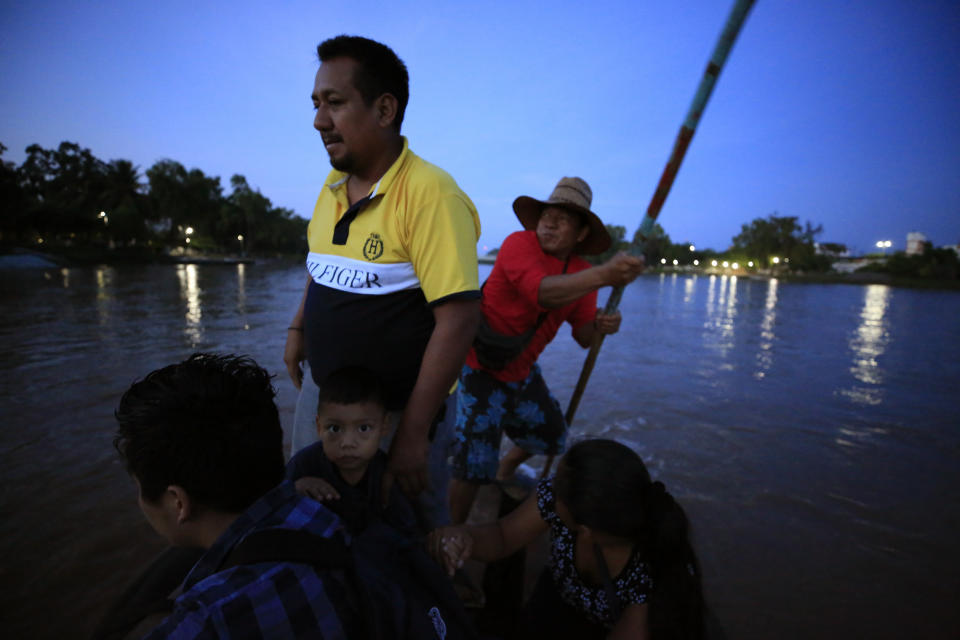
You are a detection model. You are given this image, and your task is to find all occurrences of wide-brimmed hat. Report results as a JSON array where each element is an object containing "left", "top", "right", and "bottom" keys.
[{"left": 512, "top": 177, "right": 611, "bottom": 255}]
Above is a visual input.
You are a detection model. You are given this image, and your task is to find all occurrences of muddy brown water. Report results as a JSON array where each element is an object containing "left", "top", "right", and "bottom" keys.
[{"left": 1, "top": 263, "right": 958, "bottom": 638}]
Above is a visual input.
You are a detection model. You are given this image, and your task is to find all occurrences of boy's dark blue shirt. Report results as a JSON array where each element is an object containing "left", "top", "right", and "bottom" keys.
[
  {"left": 143, "top": 482, "right": 357, "bottom": 639},
  {"left": 286, "top": 442, "right": 422, "bottom": 535}
]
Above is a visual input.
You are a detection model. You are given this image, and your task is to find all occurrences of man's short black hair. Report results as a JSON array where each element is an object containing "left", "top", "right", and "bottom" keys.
[
  {"left": 317, "top": 366, "right": 387, "bottom": 412},
  {"left": 114, "top": 353, "right": 285, "bottom": 513},
  {"left": 317, "top": 35, "right": 409, "bottom": 131}
]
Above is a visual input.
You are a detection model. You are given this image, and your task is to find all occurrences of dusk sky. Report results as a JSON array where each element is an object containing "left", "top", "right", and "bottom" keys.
[{"left": 2, "top": 0, "right": 958, "bottom": 255}]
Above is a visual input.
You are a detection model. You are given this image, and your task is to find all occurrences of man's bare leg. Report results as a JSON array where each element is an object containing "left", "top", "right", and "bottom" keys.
[
  {"left": 448, "top": 477, "right": 482, "bottom": 525},
  {"left": 496, "top": 445, "right": 533, "bottom": 482}
]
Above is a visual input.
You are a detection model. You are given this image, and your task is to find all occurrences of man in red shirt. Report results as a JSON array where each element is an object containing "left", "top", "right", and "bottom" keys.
[{"left": 448, "top": 177, "right": 645, "bottom": 523}]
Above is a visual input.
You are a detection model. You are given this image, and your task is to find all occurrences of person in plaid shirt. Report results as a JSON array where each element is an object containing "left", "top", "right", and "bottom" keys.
[{"left": 113, "top": 353, "right": 359, "bottom": 639}]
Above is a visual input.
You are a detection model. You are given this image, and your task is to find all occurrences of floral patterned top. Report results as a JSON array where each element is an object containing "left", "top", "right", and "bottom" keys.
[{"left": 537, "top": 477, "right": 653, "bottom": 629}]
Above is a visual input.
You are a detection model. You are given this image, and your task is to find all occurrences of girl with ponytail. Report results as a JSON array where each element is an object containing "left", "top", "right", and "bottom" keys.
[{"left": 430, "top": 438, "right": 705, "bottom": 639}]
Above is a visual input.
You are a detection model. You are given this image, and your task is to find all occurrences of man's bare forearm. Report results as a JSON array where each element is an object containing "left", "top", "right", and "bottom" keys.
[
  {"left": 539, "top": 252, "right": 645, "bottom": 308},
  {"left": 396, "top": 299, "right": 480, "bottom": 442},
  {"left": 537, "top": 267, "right": 608, "bottom": 308},
  {"left": 290, "top": 276, "right": 311, "bottom": 327},
  {"left": 283, "top": 277, "right": 313, "bottom": 387}
]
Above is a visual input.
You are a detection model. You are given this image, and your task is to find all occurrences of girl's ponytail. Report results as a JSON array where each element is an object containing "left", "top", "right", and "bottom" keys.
[{"left": 643, "top": 483, "right": 705, "bottom": 640}]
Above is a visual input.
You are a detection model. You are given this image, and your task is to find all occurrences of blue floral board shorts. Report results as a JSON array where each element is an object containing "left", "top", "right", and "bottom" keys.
[{"left": 451, "top": 362, "right": 567, "bottom": 483}]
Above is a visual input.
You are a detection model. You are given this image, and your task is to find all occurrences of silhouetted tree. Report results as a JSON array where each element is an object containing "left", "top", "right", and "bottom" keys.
[
  {"left": 633, "top": 222, "right": 672, "bottom": 266},
  {"left": 146, "top": 160, "right": 222, "bottom": 245},
  {"left": 732, "top": 212, "right": 823, "bottom": 270},
  {"left": 101, "top": 159, "right": 148, "bottom": 243},
  {"left": 0, "top": 143, "right": 33, "bottom": 241},
  {"left": 145, "top": 159, "right": 189, "bottom": 243},
  {"left": 20, "top": 142, "right": 108, "bottom": 239}
]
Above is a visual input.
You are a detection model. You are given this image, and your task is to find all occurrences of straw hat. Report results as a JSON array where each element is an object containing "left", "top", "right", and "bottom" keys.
[{"left": 512, "top": 177, "right": 612, "bottom": 255}]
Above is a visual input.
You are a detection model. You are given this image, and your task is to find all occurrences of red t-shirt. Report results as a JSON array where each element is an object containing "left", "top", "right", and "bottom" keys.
[{"left": 466, "top": 230, "right": 598, "bottom": 382}]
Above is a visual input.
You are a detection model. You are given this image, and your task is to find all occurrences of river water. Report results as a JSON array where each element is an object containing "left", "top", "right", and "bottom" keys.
[{"left": 1, "top": 262, "right": 958, "bottom": 639}]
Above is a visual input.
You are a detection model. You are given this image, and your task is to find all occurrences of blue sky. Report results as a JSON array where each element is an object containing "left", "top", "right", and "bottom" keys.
[{"left": 2, "top": 0, "right": 958, "bottom": 254}]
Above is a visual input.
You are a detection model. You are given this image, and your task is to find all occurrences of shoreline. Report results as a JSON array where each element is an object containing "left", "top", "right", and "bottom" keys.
[
  {"left": 0, "top": 246, "right": 263, "bottom": 268},
  {"left": 4, "top": 247, "right": 958, "bottom": 290}
]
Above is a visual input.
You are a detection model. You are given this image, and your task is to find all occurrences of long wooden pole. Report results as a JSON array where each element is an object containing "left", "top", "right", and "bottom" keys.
[{"left": 543, "top": 0, "right": 756, "bottom": 478}]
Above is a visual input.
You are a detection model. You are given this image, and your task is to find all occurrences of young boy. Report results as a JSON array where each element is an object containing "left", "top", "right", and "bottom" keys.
[{"left": 286, "top": 366, "right": 422, "bottom": 534}]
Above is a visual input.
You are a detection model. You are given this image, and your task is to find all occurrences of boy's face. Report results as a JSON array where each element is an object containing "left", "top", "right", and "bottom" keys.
[{"left": 315, "top": 401, "right": 387, "bottom": 475}]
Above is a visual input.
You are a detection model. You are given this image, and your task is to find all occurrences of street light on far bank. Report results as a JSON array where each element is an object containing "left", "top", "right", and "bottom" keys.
[
  {"left": 98, "top": 210, "right": 108, "bottom": 225},
  {"left": 237, "top": 234, "right": 245, "bottom": 256},
  {"left": 689, "top": 244, "right": 695, "bottom": 252},
  {"left": 772, "top": 256, "right": 780, "bottom": 264},
  {"left": 876, "top": 240, "right": 892, "bottom": 254}
]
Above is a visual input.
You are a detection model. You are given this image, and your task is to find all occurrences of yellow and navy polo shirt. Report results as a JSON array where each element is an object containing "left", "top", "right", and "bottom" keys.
[{"left": 303, "top": 138, "right": 481, "bottom": 410}]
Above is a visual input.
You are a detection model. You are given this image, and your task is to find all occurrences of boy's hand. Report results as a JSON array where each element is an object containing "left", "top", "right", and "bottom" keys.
[
  {"left": 295, "top": 476, "right": 340, "bottom": 502},
  {"left": 427, "top": 526, "right": 474, "bottom": 577}
]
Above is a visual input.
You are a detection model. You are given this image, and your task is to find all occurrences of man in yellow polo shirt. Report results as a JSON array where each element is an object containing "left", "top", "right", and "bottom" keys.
[{"left": 283, "top": 36, "right": 481, "bottom": 511}]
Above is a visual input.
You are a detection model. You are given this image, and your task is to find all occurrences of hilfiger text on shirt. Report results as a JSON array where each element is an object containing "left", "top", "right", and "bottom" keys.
[{"left": 306, "top": 252, "right": 421, "bottom": 295}]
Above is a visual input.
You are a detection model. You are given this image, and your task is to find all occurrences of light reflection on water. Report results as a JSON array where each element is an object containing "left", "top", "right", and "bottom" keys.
[
  {"left": 703, "top": 274, "right": 739, "bottom": 355},
  {"left": 95, "top": 265, "right": 114, "bottom": 326},
  {"left": 236, "top": 263, "right": 247, "bottom": 316},
  {"left": 839, "top": 284, "right": 891, "bottom": 407},
  {"left": 754, "top": 278, "right": 779, "bottom": 380},
  {"left": 176, "top": 263, "right": 204, "bottom": 345},
  {"left": 683, "top": 274, "right": 696, "bottom": 304}
]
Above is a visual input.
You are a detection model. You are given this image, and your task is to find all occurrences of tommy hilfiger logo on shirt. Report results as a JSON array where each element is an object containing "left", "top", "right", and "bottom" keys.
[{"left": 363, "top": 232, "right": 384, "bottom": 261}]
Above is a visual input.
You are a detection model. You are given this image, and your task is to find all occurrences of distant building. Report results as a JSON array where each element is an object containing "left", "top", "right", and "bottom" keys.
[
  {"left": 906, "top": 232, "right": 927, "bottom": 256},
  {"left": 815, "top": 242, "right": 849, "bottom": 257},
  {"left": 832, "top": 257, "right": 880, "bottom": 273}
]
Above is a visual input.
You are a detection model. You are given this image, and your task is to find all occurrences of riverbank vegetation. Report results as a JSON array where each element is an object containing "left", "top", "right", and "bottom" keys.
[
  {"left": 1, "top": 141, "right": 307, "bottom": 262},
  {"left": 591, "top": 214, "right": 839, "bottom": 270},
  {"left": 588, "top": 212, "right": 958, "bottom": 285},
  {"left": 3, "top": 140, "right": 956, "bottom": 283}
]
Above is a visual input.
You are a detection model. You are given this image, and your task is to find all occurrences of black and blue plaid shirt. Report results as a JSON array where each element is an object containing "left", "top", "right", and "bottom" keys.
[{"left": 144, "top": 482, "right": 353, "bottom": 639}]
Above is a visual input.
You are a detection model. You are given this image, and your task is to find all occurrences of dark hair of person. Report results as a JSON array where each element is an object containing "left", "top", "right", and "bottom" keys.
[
  {"left": 114, "top": 353, "right": 285, "bottom": 513},
  {"left": 554, "top": 439, "right": 706, "bottom": 639},
  {"left": 317, "top": 366, "right": 387, "bottom": 412},
  {"left": 317, "top": 35, "right": 409, "bottom": 131}
]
